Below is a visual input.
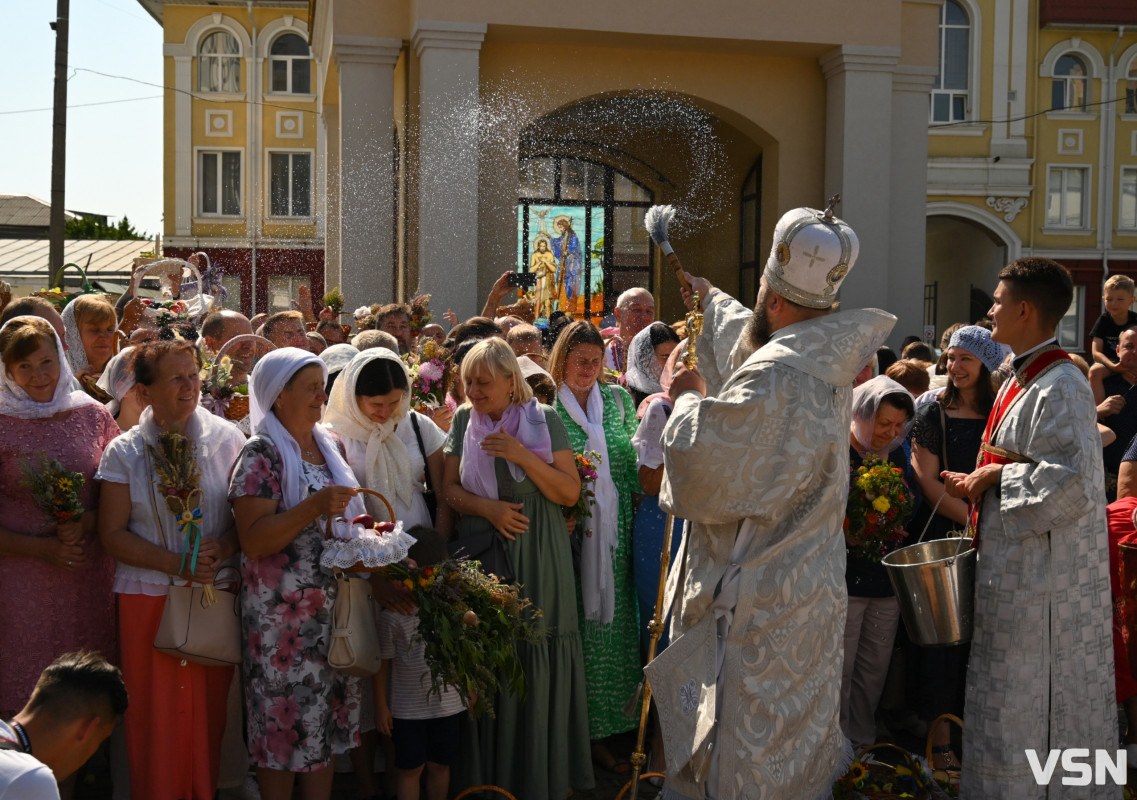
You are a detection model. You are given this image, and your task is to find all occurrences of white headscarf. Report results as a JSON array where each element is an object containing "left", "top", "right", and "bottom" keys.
[
  {"left": 96, "top": 346, "right": 137, "bottom": 417},
  {"left": 59, "top": 301, "right": 90, "bottom": 373},
  {"left": 624, "top": 322, "right": 677, "bottom": 396},
  {"left": 323, "top": 348, "right": 414, "bottom": 518},
  {"left": 0, "top": 316, "right": 99, "bottom": 420},
  {"left": 851, "top": 375, "right": 916, "bottom": 457},
  {"left": 249, "top": 347, "right": 365, "bottom": 517},
  {"left": 557, "top": 381, "right": 620, "bottom": 625}
]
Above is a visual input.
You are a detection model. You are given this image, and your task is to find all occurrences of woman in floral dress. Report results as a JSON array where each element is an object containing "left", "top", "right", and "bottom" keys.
[
  {"left": 548, "top": 321, "right": 642, "bottom": 770},
  {"left": 230, "top": 347, "right": 364, "bottom": 800}
]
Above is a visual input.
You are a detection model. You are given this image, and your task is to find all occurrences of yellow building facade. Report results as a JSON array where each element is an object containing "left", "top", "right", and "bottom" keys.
[
  {"left": 144, "top": 0, "right": 949, "bottom": 338},
  {"left": 926, "top": 0, "right": 1137, "bottom": 350},
  {"left": 141, "top": 0, "right": 325, "bottom": 315}
]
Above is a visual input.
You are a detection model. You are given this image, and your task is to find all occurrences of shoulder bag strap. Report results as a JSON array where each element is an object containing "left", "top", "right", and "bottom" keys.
[
  {"left": 937, "top": 402, "right": 948, "bottom": 474},
  {"left": 408, "top": 413, "right": 433, "bottom": 496}
]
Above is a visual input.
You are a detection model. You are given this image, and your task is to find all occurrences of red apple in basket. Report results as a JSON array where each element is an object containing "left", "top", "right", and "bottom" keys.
[
  {"left": 352, "top": 514, "right": 374, "bottom": 528},
  {"left": 375, "top": 521, "right": 396, "bottom": 534}
]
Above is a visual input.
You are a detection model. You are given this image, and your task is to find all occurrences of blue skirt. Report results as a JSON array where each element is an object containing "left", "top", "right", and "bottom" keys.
[{"left": 632, "top": 493, "right": 685, "bottom": 653}]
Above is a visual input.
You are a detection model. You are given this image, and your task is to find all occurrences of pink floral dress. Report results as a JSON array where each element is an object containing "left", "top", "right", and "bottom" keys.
[
  {"left": 0, "top": 404, "right": 119, "bottom": 716},
  {"left": 228, "top": 435, "right": 361, "bottom": 772}
]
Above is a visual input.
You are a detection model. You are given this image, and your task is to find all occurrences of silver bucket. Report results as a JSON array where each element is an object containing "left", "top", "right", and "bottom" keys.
[{"left": 882, "top": 536, "right": 976, "bottom": 646}]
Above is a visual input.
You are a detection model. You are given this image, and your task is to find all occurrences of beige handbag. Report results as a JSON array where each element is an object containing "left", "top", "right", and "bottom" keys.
[
  {"left": 327, "top": 573, "right": 382, "bottom": 677},
  {"left": 154, "top": 567, "right": 242, "bottom": 667}
]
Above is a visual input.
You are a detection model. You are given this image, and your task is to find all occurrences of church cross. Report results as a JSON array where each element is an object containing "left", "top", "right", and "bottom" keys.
[{"left": 803, "top": 244, "right": 824, "bottom": 269}]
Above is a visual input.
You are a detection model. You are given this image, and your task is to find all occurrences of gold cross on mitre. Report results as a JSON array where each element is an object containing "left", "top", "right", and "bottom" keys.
[{"left": 820, "top": 194, "right": 841, "bottom": 223}]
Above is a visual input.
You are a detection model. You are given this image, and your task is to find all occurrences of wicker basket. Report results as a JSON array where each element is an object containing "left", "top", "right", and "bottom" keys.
[
  {"left": 322, "top": 488, "right": 399, "bottom": 573},
  {"left": 33, "top": 262, "right": 102, "bottom": 310},
  {"left": 834, "top": 742, "right": 952, "bottom": 800},
  {"left": 207, "top": 334, "right": 275, "bottom": 421}
]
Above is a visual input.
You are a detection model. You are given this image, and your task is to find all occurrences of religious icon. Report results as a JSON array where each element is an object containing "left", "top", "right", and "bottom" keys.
[
  {"left": 552, "top": 215, "right": 583, "bottom": 303},
  {"left": 529, "top": 235, "right": 557, "bottom": 319}
]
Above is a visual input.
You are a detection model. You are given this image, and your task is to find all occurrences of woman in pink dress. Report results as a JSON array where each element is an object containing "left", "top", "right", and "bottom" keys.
[{"left": 0, "top": 315, "right": 120, "bottom": 716}]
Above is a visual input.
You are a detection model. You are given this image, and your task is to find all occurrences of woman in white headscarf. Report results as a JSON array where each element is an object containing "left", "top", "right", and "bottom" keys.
[
  {"left": 228, "top": 347, "right": 363, "bottom": 800},
  {"left": 60, "top": 294, "right": 117, "bottom": 377},
  {"left": 0, "top": 316, "right": 120, "bottom": 719},
  {"left": 324, "top": 348, "right": 450, "bottom": 532},
  {"left": 96, "top": 346, "right": 147, "bottom": 430},
  {"left": 623, "top": 321, "right": 680, "bottom": 408},
  {"left": 840, "top": 375, "right": 916, "bottom": 754}
]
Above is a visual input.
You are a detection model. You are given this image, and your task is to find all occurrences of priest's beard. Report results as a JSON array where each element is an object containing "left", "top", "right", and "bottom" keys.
[{"left": 745, "top": 300, "right": 771, "bottom": 351}]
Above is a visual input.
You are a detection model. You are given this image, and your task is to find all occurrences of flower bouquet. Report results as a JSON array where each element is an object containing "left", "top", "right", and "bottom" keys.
[
  {"left": 381, "top": 559, "right": 546, "bottom": 717},
  {"left": 409, "top": 293, "right": 433, "bottom": 333},
  {"left": 403, "top": 339, "right": 447, "bottom": 411},
  {"left": 832, "top": 744, "right": 949, "bottom": 799},
  {"left": 844, "top": 456, "right": 915, "bottom": 562},
  {"left": 150, "top": 431, "right": 214, "bottom": 604},
  {"left": 562, "top": 451, "right": 601, "bottom": 531},
  {"left": 21, "top": 456, "right": 85, "bottom": 525},
  {"left": 199, "top": 355, "right": 249, "bottom": 420}
]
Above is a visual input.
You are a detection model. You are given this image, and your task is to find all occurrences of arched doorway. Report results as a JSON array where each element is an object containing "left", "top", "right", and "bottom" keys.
[
  {"left": 511, "top": 92, "right": 766, "bottom": 325},
  {"left": 925, "top": 204, "right": 1020, "bottom": 339}
]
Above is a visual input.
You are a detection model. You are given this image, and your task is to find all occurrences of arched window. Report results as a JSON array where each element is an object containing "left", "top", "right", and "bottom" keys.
[
  {"left": 198, "top": 31, "right": 240, "bottom": 93},
  {"left": 1052, "top": 54, "right": 1089, "bottom": 112},
  {"left": 739, "top": 158, "right": 762, "bottom": 306},
  {"left": 931, "top": 0, "right": 970, "bottom": 123},
  {"left": 269, "top": 33, "right": 311, "bottom": 95},
  {"left": 516, "top": 156, "right": 653, "bottom": 324},
  {"left": 1126, "top": 57, "right": 1137, "bottom": 114}
]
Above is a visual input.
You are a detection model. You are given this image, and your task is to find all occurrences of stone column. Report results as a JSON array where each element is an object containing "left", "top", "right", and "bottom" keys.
[
  {"left": 890, "top": 66, "right": 938, "bottom": 344},
  {"left": 820, "top": 46, "right": 900, "bottom": 323},
  {"left": 333, "top": 36, "right": 401, "bottom": 307},
  {"left": 413, "top": 21, "right": 487, "bottom": 320},
  {"left": 166, "top": 50, "right": 193, "bottom": 237},
  {"left": 322, "top": 103, "right": 342, "bottom": 296}
]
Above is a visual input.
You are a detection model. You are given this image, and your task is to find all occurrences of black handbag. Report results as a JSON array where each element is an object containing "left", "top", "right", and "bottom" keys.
[
  {"left": 409, "top": 413, "right": 438, "bottom": 524},
  {"left": 446, "top": 457, "right": 517, "bottom": 583}
]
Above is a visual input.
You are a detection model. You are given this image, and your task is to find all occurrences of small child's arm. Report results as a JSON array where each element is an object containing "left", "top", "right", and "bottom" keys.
[
  {"left": 373, "top": 659, "right": 393, "bottom": 736},
  {"left": 1091, "top": 336, "right": 1120, "bottom": 369}
]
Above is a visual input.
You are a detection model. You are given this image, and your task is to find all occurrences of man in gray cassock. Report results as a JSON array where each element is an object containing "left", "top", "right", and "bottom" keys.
[
  {"left": 645, "top": 205, "right": 895, "bottom": 800},
  {"left": 943, "top": 258, "right": 1117, "bottom": 800}
]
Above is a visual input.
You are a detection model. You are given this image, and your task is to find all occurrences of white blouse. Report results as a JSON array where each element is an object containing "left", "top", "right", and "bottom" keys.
[
  {"left": 96, "top": 408, "right": 246, "bottom": 596},
  {"left": 340, "top": 409, "right": 445, "bottom": 530}
]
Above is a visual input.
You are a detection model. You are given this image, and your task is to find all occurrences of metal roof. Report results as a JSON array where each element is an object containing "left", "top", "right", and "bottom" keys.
[
  {"left": 0, "top": 238, "right": 158, "bottom": 280},
  {"left": 0, "top": 195, "right": 81, "bottom": 229}
]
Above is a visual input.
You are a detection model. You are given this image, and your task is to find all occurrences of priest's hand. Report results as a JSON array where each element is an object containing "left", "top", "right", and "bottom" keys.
[
  {"left": 941, "top": 465, "right": 1002, "bottom": 503},
  {"left": 669, "top": 363, "right": 706, "bottom": 402},
  {"left": 680, "top": 273, "right": 713, "bottom": 311}
]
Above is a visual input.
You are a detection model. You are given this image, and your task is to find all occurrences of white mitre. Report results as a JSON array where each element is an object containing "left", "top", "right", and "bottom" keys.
[{"left": 763, "top": 198, "right": 860, "bottom": 309}]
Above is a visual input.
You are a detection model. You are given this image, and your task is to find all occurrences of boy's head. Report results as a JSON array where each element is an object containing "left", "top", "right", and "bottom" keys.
[
  {"left": 21, "top": 651, "right": 128, "bottom": 780},
  {"left": 1104, "top": 274, "right": 1136, "bottom": 321},
  {"left": 506, "top": 324, "right": 543, "bottom": 360},
  {"left": 406, "top": 526, "right": 448, "bottom": 567},
  {"left": 990, "top": 258, "right": 1073, "bottom": 349}
]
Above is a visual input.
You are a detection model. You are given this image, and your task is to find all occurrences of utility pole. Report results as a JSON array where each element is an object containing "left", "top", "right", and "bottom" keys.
[{"left": 48, "top": 0, "right": 70, "bottom": 288}]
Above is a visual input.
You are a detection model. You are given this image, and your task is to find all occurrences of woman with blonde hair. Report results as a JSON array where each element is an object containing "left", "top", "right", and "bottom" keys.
[
  {"left": 442, "top": 337, "right": 592, "bottom": 799},
  {"left": 61, "top": 294, "right": 118, "bottom": 377},
  {"left": 547, "top": 320, "right": 641, "bottom": 772}
]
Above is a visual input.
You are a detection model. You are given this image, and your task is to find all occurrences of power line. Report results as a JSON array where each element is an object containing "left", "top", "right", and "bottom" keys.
[
  {"left": 72, "top": 66, "right": 321, "bottom": 116},
  {"left": 935, "top": 93, "right": 1128, "bottom": 127},
  {"left": 0, "top": 95, "right": 162, "bottom": 115}
]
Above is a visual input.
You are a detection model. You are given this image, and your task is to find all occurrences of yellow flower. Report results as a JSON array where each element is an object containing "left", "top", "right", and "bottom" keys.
[
  {"left": 848, "top": 761, "right": 868, "bottom": 784},
  {"left": 403, "top": 578, "right": 415, "bottom": 591},
  {"left": 58, "top": 478, "right": 72, "bottom": 491},
  {"left": 872, "top": 496, "right": 891, "bottom": 513}
]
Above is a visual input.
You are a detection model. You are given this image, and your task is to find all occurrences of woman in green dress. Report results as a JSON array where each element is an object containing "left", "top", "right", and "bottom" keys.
[
  {"left": 548, "top": 320, "right": 643, "bottom": 771},
  {"left": 441, "top": 337, "right": 594, "bottom": 799}
]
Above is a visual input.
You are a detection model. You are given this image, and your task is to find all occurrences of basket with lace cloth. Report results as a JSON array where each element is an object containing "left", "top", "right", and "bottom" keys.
[
  {"left": 132, "top": 258, "right": 215, "bottom": 325},
  {"left": 321, "top": 488, "right": 416, "bottom": 573}
]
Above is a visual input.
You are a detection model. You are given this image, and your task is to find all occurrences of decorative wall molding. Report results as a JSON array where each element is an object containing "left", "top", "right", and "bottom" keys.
[
  {"left": 204, "top": 110, "right": 233, "bottom": 137},
  {"left": 986, "top": 196, "right": 1029, "bottom": 222}
]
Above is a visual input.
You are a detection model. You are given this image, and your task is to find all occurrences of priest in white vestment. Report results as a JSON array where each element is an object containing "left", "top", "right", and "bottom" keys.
[
  {"left": 943, "top": 258, "right": 1117, "bottom": 800},
  {"left": 645, "top": 205, "right": 895, "bottom": 800}
]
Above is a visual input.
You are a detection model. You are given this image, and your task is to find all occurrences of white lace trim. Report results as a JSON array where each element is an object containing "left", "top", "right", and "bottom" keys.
[{"left": 320, "top": 519, "right": 416, "bottom": 570}]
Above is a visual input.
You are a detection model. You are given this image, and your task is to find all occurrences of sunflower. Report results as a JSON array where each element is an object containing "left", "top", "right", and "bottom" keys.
[{"left": 848, "top": 761, "right": 868, "bottom": 785}]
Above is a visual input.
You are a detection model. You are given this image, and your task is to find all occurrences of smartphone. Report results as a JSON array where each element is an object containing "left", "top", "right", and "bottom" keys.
[{"left": 507, "top": 272, "right": 538, "bottom": 289}]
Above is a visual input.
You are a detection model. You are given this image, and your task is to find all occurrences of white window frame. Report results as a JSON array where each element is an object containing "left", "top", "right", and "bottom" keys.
[
  {"left": 265, "top": 149, "right": 314, "bottom": 220},
  {"left": 930, "top": 0, "right": 972, "bottom": 125},
  {"left": 1040, "top": 41, "right": 1104, "bottom": 120},
  {"left": 197, "top": 30, "right": 241, "bottom": 93},
  {"left": 267, "top": 33, "right": 312, "bottom": 95},
  {"left": 1045, "top": 165, "right": 1091, "bottom": 231},
  {"left": 1057, "top": 285, "right": 1085, "bottom": 352},
  {"left": 195, "top": 147, "right": 244, "bottom": 218},
  {"left": 1052, "top": 54, "right": 1089, "bottom": 112},
  {"left": 1120, "top": 166, "right": 1137, "bottom": 231}
]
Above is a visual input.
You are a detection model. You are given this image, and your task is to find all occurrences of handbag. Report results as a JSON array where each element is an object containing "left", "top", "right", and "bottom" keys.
[
  {"left": 409, "top": 412, "right": 438, "bottom": 524},
  {"left": 327, "top": 572, "right": 382, "bottom": 677},
  {"left": 154, "top": 567, "right": 242, "bottom": 667},
  {"left": 446, "top": 457, "right": 517, "bottom": 583}
]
